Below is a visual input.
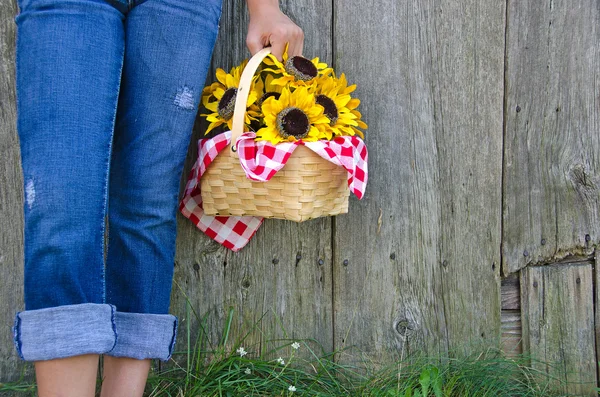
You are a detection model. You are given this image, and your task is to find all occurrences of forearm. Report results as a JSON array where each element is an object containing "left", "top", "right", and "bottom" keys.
[{"left": 246, "top": 0, "right": 280, "bottom": 16}]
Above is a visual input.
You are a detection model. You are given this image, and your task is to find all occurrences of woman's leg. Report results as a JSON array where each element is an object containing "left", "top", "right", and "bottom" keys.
[
  {"left": 101, "top": 0, "right": 222, "bottom": 393},
  {"left": 13, "top": 0, "right": 125, "bottom": 394},
  {"left": 35, "top": 355, "right": 100, "bottom": 397},
  {"left": 100, "top": 356, "right": 151, "bottom": 397}
]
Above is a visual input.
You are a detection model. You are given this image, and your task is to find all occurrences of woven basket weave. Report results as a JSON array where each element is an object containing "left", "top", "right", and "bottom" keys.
[{"left": 200, "top": 48, "right": 350, "bottom": 222}]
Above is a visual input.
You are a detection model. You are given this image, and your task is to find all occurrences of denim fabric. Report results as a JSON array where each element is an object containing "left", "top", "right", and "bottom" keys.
[
  {"left": 106, "top": 312, "right": 177, "bottom": 360},
  {"left": 14, "top": 304, "right": 117, "bottom": 361},
  {"left": 14, "top": 0, "right": 222, "bottom": 361}
]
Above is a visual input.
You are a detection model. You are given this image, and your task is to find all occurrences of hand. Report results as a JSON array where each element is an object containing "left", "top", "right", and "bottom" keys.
[{"left": 246, "top": 1, "right": 304, "bottom": 61}]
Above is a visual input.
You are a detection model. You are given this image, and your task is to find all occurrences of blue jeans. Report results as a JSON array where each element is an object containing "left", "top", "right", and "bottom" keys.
[{"left": 13, "top": 0, "right": 222, "bottom": 361}]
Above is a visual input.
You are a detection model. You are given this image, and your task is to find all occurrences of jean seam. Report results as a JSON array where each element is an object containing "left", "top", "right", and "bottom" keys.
[
  {"left": 13, "top": 313, "right": 24, "bottom": 360},
  {"left": 166, "top": 315, "right": 178, "bottom": 361},
  {"left": 101, "top": 40, "right": 125, "bottom": 304},
  {"left": 109, "top": 304, "right": 118, "bottom": 352}
]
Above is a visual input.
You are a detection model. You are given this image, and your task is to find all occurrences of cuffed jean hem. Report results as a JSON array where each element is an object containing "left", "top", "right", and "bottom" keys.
[
  {"left": 13, "top": 303, "right": 117, "bottom": 361},
  {"left": 105, "top": 311, "right": 177, "bottom": 361}
]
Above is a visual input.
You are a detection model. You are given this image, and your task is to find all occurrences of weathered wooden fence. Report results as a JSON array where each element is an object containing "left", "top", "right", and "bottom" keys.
[{"left": 1, "top": 0, "right": 599, "bottom": 394}]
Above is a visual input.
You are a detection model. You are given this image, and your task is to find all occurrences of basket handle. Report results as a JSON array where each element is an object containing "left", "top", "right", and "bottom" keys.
[{"left": 229, "top": 47, "right": 272, "bottom": 158}]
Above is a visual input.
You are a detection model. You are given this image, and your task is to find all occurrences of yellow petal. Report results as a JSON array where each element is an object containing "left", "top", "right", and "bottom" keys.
[
  {"left": 343, "top": 84, "right": 357, "bottom": 95},
  {"left": 214, "top": 87, "right": 225, "bottom": 99},
  {"left": 334, "top": 94, "right": 352, "bottom": 108},
  {"left": 206, "top": 114, "right": 221, "bottom": 122},
  {"left": 205, "top": 102, "right": 218, "bottom": 112},
  {"left": 352, "top": 127, "right": 365, "bottom": 138},
  {"left": 313, "top": 114, "right": 331, "bottom": 125},
  {"left": 278, "top": 87, "right": 292, "bottom": 107},
  {"left": 205, "top": 120, "right": 223, "bottom": 135},
  {"left": 347, "top": 98, "right": 361, "bottom": 109},
  {"left": 216, "top": 69, "right": 227, "bottom": 85},
  {"left": 225, "top": 74, "right": 236, "bottom": 89}
]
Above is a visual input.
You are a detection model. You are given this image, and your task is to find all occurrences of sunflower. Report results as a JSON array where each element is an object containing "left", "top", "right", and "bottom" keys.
[
  {"left": 249, "top": 74, "right": 283, "bottom": 119},
  {"left": 308, "top": 75, "right": 365, "bottom": 139},
  {"left": 256, "top": 86, "right": 330, "bottom": 145},
  {"left": 201, "top": 61, "right": 260, "bottom": 135},
  {"left": 331, "top": 73, "right": 368, "bottom": 137},
  {"left": 201, "top": 60, "right": 247, "bottom": 109},
  {"left": 261, "top": 48, "right": 333, "bottom": 88}
]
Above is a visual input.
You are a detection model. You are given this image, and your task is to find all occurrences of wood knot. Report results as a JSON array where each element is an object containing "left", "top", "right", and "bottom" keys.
[
  {"left": 569, "top": 164, "right": 596, "bottom": 191},
  {"left": 393, "top": 318, "right": 416, "bottom": 338}
]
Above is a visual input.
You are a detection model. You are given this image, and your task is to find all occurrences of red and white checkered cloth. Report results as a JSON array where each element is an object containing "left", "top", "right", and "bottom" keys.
[{"left": 180, "top": 130, "right": 368, "bottom": 251}]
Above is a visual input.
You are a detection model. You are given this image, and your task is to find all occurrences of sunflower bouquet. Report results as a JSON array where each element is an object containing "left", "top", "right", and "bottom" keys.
[
  {"left": 200, "top": 50, "right": 367, "bottom": 143},
  {"left": 184, "top": 47, "right": 368, "bottom": 225}
]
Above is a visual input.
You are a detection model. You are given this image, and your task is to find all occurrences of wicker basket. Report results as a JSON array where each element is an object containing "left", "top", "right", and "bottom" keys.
[{"left": 200, "top": 48, "right": 350, "bottom": 222}]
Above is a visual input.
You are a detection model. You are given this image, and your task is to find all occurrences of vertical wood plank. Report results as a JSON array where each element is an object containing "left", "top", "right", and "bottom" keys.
[
  {"left": 521, "top": 264, "right": 597, "bottom": 395},
  {"left": 172, "top": 0, "right": 334, "bottom": 363},
  {"left": 595, "top": 252, "right": 600, "bottom": 386},
  {"left": 501, "top": 273, "right": 520, "bottom": 310},
  {"left": 332, "top": 0, "right": 504, "bottom": 363},
  {"left": 501, "top": 274, "right": 521, "bottom": 357},
  {"left": 500, "top": 310, "right": 521, "bottom": 358},
  {"left": 503, "top": 0, "right": 600, "bottom": 274},
  {"left": 0, "top": 0, "right": 30, "bottom": 382}
]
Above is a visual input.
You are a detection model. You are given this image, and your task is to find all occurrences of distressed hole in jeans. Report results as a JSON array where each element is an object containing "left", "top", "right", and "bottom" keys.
[
  {"left": 173, "top": 86, "right": 195, "bottom": 110},
  {"left": 25, "top": 179, "right": 35, "bottom": 209}
]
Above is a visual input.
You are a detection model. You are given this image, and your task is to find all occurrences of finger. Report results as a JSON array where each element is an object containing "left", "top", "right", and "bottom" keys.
[
  {"left": 296, "top": 29, "right": 304, "bottom": 57},
  {"left": 295, "top": 39, "right": 304, "bottom": 58},
  {"left": 287, "top": 28, "right": 304, "bottom": 58},
  {"left": 269, "top": 35, "right": 287, "bottom": 61},
  {"left": 246, "top": 35, "right": 264, "bottom": 56}
]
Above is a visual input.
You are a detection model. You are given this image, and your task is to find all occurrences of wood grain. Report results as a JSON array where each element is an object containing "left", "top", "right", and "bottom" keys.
[
  {"left": 595, "top": 252, "right": 600, "bottom": 386},
  {"left": 0, "top": 0, "right": 598, "bottom": 386},
  {"left": 171, "top": 0, "right": 335, "bottom": 366},
  {"left": 332, "top": 0, "right": 505, "bottom": 363},
  {"left": 501, "top": 273, "right": 520, "bottom": 310},
  {"left": 521, "top": 264, "right": 597, "bottom": 395},
  {"left": 503, "top": 0, "right": 600, "bottom": 274},
  {"left": 500, "top": 310, "right": 521, "bottom": 357},
  {"left": 0, "top": 0, "right": 30, "bottom": 382}
]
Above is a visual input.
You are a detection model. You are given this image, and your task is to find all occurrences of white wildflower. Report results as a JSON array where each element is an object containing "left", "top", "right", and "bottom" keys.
[
  {"left": 288, "top": 385, "right": 297, "bottom": 392},
  {"left": 291, "top": 342, "right": 300, "bottom": 350},
  {"left": 276, "top": 357, "right": 285, "bottom": 365},
  {"left": 244, "top": 367, "right": 251, "bottom": 374},
  {"left": 236, "top": 347, "right": 247, "bottom": 357}
]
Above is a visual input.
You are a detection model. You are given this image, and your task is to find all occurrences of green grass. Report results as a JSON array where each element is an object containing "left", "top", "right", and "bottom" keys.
[
  {"left": 140, "top": 302, "right": 563, "bottom": 397},
  {"left": 0, "top": 303, "right": 579, "bottom": 396},
  {"left": 147, "top": 346, "right": 557, "bottom": 396}
]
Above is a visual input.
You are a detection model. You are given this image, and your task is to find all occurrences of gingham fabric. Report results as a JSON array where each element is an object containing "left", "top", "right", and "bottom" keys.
[{"left": 180, "top": 130, "right": 368, "bottom": 251}]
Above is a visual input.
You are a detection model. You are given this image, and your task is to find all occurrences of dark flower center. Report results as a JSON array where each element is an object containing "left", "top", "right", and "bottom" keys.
[
  {"left": 258, "top": 91, "right": 281, "bottom": 107},
  {"left": 276, "top": 107, "right": 310, "bottom": 139},
  {"left": 285, "top": 56, "right": 318, "bottom": 81},
  {"left": 217, "top": 88, "right": 237, "bottom": 120},
  {"left": 316, "top": 95, "right": 339, "bottom": 125}
]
